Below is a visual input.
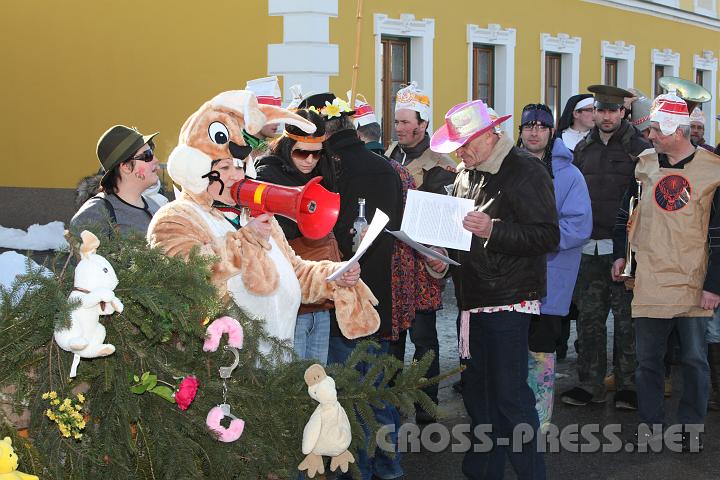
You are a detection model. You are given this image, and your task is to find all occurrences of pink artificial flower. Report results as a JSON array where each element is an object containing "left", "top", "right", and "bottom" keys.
[{"left": 175, "top": 376, "right": 199, "bottom": 411}]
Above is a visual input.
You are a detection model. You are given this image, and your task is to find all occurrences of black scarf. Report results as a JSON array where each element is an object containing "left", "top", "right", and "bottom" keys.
[{"left": 390, "top": 133, "right": 431, "bottom": 165}]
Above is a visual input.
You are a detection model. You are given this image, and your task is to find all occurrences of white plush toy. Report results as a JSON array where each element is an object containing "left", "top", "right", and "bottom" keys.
[
  {"left": 298, "top": 364, "right": 354, "bottom": 478},
  {"left": 54, "top": 230, "right": 122, "bottom": 377}
]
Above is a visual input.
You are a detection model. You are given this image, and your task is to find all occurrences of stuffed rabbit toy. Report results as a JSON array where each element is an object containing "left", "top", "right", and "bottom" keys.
[{"left": 54, "top": 230, "right": 122, "bottom": 377}]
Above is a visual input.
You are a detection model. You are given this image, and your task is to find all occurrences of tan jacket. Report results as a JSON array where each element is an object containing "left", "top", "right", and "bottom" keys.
[
  {"left": 147, "top": 190, "right": 380, "bottom": 339},
  {"left": 385, "top": 142, "right": 456, "bottom": 189},
  {"left": 630, "top": 147, "right": 720, "bottom": 318}
]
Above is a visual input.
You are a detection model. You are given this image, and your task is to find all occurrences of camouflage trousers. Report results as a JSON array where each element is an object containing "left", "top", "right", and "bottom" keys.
[{"left": 573, "top": 253, "right": 636, "bottom": 394}]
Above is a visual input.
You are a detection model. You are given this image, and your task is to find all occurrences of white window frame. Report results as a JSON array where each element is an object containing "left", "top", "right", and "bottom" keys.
[
  {"left": 600, "top": 40, "right": 635, "bottom": 88},
  {"left": 651, "top": 48, "right": 680, "bottom": 96},
  {"left": 694, "top": 50, "right": 718, "bottom": 145},
  {"left": 466, "top": 24, "right": 516, "bottom": 133},
  {"left": 695, "top": 0, "right": 718, "bottom": 17},
  {"left": 374, "top": 13, "right": 435, "bottom": 132},
  {"left": 653, "top": 0, "right": 679, "bottom": 6},
  {"left": 540, "top": 33, "right": 582, "bottom": 115}
]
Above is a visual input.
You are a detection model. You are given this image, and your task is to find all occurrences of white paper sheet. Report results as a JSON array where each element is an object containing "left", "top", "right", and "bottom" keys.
[
  {"left": 400, "top": 190, "right": 474, "bottom": 251},
  {"left": 385, "top": 229, "right": 460, "bottom": 266},
  {"left": 326, "top": 209, "right": 390, "bottom": 281}
]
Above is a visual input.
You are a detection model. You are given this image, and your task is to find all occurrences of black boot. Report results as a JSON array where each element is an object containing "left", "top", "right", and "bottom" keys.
[{"left": 708, "top": 343, "right": 720, "bottom": 411}]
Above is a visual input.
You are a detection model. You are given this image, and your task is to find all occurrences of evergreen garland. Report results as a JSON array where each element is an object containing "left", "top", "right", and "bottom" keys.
[{"left": 0, "top": 231, "right": 445, "bottom": 479}]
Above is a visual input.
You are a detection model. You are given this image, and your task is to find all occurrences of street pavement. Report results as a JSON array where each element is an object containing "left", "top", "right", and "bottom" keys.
[{"left": 395, "top": 281, "right": 720, "bottom": 480}]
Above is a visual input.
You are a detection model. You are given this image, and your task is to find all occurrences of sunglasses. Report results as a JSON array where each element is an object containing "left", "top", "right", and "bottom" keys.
[
  {"left": 291, "top": 149, "right": 323, "bottom": 160},
  {"left": 129, "top": 149, "right": 155, "bottom": 162}
]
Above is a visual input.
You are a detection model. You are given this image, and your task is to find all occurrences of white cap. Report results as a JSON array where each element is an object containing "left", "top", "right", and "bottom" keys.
[
  {"left": 347, "top": 91, "right": 378, "bottom": 127},
  {"left": 395, "top": 81, "right": 431, "bottom": 121},
  {"left": 245, "top": 76, "right": 281, "bottom": 106},
  {"left": 650, "top": 90, "right": 691, "bottom": 136},
  {"left": 689, "top": 107, "right": 706, "bottom": 126}
]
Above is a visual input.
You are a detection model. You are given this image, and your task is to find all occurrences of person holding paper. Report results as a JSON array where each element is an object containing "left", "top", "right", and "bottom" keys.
[
  {"left": 517, "top": 103, "right": 593, "bottom": 432},
  {"left": 431, "top": 99, "right": 559, "bottom": 480}
]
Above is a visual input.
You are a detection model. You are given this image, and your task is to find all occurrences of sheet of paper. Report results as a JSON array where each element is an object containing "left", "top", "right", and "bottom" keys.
[
  {"left": 326, "top": 209, "right": 390, "bottom": 281},
  {"left": 401, "top": 190, "right": 474, "bottom": 251},
  {"left": 386, "top": 229, "right": 460, "bottom": 266}
]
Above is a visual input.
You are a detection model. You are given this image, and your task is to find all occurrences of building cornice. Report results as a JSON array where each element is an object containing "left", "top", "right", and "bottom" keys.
[{"left": 583, "top": 0, "right": 720, "bottom": 31}]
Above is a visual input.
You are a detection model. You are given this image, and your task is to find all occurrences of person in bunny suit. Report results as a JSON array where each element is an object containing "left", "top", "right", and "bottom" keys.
[{"left": 147, "top": 91, "right": 380, "bottom": 356}]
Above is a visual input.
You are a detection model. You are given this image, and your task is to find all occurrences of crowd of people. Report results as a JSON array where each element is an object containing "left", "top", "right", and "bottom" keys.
[{"left": 69, "top": 75, "right": 720, "bottom": 480}]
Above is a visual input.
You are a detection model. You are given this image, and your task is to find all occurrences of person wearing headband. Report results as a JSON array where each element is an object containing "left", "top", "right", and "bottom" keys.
[
  {"left": 561, "top": 85, "right": 650, "bottom": 411},
  {"left": 612, "top": 90, "right": 720, "bottom": 451},
  {"left": 556, "top": 94, "right": 595, "bottom": 152},
  {"left": 255, "top": 109, "right": 338, "bottom": 365},
  {"left": 430, "top": 99, "right": 558, "bottom": 479},
  {"left": 517, "top": 103, "right": 592, "bottom": 432}
]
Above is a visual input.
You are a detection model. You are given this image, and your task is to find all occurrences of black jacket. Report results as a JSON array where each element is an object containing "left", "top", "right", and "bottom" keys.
[
  {"left": 327, "top": 129, "right": 404, "bottom": 338},
  {"left": 451, "top": 146, "right": 559, "bottom": 310},
  {"left": 573, "top": 120, "right": 650, "bottom": 239}
]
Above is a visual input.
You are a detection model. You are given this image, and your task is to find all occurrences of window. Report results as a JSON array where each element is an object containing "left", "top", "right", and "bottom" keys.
[
  {"left": 605, "top": 59, "right": 618, "bottom": 86},
  {"left": 654, "top": 64, "right": 667, "bottom": 97},
  {"left": 545, "top": 53, "right": 562, "bottom": 125},
  {"left": 381, "top": 36, "right": 410, "bottom": 147},
  {"left": 472, "top": 45, "right": 494, "bottom": 107}
]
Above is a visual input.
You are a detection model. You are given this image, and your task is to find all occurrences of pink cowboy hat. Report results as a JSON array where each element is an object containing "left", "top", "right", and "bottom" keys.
[{"left": 430, "top": 99, "right": 511, "bottom": 154}]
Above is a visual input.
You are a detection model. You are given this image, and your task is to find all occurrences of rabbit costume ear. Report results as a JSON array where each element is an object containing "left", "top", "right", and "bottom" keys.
[{"left": 80, "top": 230, "right": 100, "bottom": 258}]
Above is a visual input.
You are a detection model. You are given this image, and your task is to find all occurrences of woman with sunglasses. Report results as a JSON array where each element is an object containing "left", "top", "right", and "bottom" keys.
[
  {"left": 255, "top": 109, "right": 339, "bottom": 364},
  {"left": 71, "top": 125, "right": 163, "bottom": 236}
]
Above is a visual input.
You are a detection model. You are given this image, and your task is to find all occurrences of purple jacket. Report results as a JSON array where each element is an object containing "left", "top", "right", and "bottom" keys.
[{"left": 541, "top": 139, "right": 593, "bottom": 316}]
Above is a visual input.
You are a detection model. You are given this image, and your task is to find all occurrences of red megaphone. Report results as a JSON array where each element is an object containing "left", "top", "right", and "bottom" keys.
[{"left": 230, "top": 177, "right": 340, "bottom": 240}]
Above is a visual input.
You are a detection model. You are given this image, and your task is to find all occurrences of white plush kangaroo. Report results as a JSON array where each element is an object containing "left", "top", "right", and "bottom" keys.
[{"left": 54, "top": 230, "right": 122, "bottom": 377}]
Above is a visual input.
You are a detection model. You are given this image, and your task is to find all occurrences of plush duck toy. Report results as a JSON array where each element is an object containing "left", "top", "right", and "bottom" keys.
[
  {"left": 147, "top": 90, "right": 380, "bottom": 356},
  {"left": 298, "top": 364, "right": 354, "bottom": 478},
  {"left": 54, "top": 230, "right": 122, "bottom": 377},
  {"left": 0, "top": 437, "right": 38, "bottom": 480}
]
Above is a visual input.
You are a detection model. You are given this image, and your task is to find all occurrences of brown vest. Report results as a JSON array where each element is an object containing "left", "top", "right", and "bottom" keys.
[{"left": 630, "top": 147, "right": 720, "bottom": 318}]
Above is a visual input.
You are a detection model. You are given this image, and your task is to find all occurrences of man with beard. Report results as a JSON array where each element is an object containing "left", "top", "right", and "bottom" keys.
[
  {"left": 385, "top": 82, "right": 456, "bottom": 195},
  {"left": 689, "top": 107, "right": 714, "bottom": 152},
  {"left": 561, "top": 85, "right": 651, "bottom": 410}
]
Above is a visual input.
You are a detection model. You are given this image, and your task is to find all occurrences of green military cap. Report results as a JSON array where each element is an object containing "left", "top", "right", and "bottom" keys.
[{"left": 587, "top": 85, "right": 633, "bottom": 110}]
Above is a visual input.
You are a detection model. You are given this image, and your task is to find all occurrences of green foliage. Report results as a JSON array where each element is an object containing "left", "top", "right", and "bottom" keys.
[{"left": 0, "top": 232, "right": 442, "bottom": 479}]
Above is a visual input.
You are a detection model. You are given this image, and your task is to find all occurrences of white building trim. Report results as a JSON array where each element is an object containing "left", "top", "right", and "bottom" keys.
[
  {"left": 694, "top": 50, "right": 718, "bottom": 145},
  {"left": 653, "top": 0, "right": 679, "bottom": 6},
  {"left": 466, "top": 24, "right": 517, "bottom": 133},
  {"left": 695, "top": 0, "right": 718, "bottom": 17},
  {"left": 540, "top": 33, "right": 582, "bottom": 114},
  {"left": 374, "top": 13, "right": 435, "bottom": 132},
  {"left": 651, "top": 48, "right": 680, "bottom": 96},
  {"left": 583, "top": 0, "right": 720, "bottom": 31},
  {"left": 267, "top": 0, "right": 339, "bottom": 103},
  {"left": 600, "top": 40, "right": 635, "bottom": 88}
]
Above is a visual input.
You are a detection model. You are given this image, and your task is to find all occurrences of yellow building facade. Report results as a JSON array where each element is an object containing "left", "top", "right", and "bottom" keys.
[{"left": 1, "top": 0, "right": 719, "bottom": 227}]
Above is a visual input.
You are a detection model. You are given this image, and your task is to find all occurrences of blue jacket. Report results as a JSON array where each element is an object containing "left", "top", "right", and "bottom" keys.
[{"left": 541, "top": 139, "right": 593, "bottom": 316}]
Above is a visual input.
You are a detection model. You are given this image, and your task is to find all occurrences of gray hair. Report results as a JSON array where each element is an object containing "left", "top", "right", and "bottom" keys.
[
  {"left": 324, "top": 115, "right": 356, "bottom": 137},
  {"left": 677, "top": 125, "right": 691, "bottom": 138},
  {"left": 357, "top": 122, "right": 382, "bottom": 142}
]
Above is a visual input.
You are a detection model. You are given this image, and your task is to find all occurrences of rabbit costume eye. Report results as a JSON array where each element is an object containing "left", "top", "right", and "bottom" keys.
[{"left": 208, "top": 122, "right": 230, "bottom": 145}]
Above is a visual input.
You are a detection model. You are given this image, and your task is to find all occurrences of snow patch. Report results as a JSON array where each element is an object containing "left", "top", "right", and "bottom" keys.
[
  {"left": 0, "top": 221, "right": 68, "bottom": 250},
  {"left": 0, "top": 251, "right": 52, "bottom": 305}
]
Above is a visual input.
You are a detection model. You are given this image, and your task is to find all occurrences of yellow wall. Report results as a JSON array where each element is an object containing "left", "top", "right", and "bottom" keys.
[
  {"left": 0, "top": 0, "right": 278, "bottom": 189},
  {"left": 2, "top": 0, "right": 719, "bottom": 189}
]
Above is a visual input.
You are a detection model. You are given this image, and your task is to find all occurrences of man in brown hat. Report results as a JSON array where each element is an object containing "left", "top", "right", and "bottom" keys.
[
  {"left": 561, "top": 85, "right": 650, "bottom": 410},
  {"left": 71, "top": 125, "right": 162, "bottom": 236}
]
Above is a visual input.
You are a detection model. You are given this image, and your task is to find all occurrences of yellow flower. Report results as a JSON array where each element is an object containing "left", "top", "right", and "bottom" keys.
[
  {"left": 59, "top": 404, "right": 66, "bottom": 412},
  {"left": 333, "top": 98, "right": 351, "bottom": 113},
  {"left": 75, "top": 404, "right": 82, "bottom": 411},
  {"left": 78, "top": 420, "right": 86, "bottom": 429},
  {"left": 308, "top": 106, "right": 319, "bottom": 114},
  {"left": 73, "top": 432, "right": 83, "bottom": 440},
  {"left": 63, "top": 398, "right": 72, "bottom": 407},
  {"left": 76, "top": 393, "right": 85, "bottom": 403},
  {"left": 51, "top": 398, "right": 60, "bottom": 406},
  {"left": 46, "top": 409, "right": 55, "bottom": 420},
  {"left": 42, "top": 392, "right": 49, "bottom": 400},
  {"left": 324, "top": 101, "right": 341, "bottom": 118},
  {"left": 48, "top": 391, "right": 57, "bottom": 400}
]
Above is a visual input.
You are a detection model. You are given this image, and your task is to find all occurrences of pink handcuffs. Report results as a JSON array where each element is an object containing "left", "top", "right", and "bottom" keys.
[{"left": 203, "top": 316, "right": 245, "bottom": 442}]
